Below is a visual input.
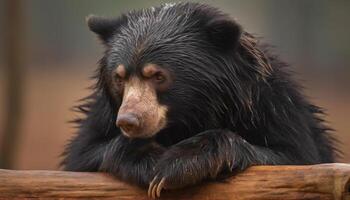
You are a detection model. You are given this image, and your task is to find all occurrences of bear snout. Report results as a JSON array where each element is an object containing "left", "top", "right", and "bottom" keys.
[{"left": 116, "top": 113, "right": 140, "bottom": 136}]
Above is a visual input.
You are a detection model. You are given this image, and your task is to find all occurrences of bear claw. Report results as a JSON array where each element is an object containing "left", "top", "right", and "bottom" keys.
[{"left": 148, "top": 176, "right": 166, "bottom": 199}]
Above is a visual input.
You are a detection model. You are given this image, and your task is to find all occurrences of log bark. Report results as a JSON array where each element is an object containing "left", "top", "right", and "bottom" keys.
[{"left": 0, "top": 163, "right": 349, "bottom": 200}]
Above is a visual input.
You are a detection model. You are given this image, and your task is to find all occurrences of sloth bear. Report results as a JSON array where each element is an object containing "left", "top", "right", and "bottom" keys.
[{"left": 62, "top": 2, "right": 337, "bottom": 198}]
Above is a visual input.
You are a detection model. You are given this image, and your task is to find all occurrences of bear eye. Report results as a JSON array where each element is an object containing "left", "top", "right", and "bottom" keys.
[
  {"left": 115, "top": 74, "right": 124, "bottom": 87},
  {"left": 153, "top": 72, "right": 166, "bottom": 83}
]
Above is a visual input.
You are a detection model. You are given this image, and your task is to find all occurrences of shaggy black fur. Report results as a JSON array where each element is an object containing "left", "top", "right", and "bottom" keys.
[{"left": 62, "top": 2, "right": 337, "bottom": 194}]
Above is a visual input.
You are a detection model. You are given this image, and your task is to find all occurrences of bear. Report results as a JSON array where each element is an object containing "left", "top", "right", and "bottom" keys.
[{"left": 62, "top": 2, "right": 337, "bottom": 198}]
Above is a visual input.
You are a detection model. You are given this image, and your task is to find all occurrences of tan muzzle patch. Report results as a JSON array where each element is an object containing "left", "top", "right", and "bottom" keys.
[{"left": 116, "top": 77, "right": 168, "bottom": 138}]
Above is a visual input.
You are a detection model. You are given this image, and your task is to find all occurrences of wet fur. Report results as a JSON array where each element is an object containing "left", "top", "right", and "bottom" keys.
[{"left": 62, "top": 2, "right": 337, "bottom": 190}]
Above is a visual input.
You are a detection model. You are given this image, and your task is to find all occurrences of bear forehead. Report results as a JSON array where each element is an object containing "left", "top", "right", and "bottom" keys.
[
  {"left": 112, "top": 3, "right": 206, "bottom": 45},
  {"left": 108, "top": 5, "right": 205, "bottom": 68},
  {"left": 112, "top": 3, "right": 224, "bottom": 44},
  {"left": 106, "top": 3, "right": 229, "bottom": 70}
]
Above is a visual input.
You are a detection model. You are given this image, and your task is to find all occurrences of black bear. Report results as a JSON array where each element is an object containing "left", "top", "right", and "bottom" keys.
[{"left": 62, "top": 2, "right": 337, "bottom": 198}]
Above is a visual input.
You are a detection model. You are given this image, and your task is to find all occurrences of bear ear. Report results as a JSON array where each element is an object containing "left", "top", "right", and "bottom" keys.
[
  {"left": 205, "top": 19, "right": 242, "bottom": 52},
  {"left": 86, "top": 15, "right": 127, "bottom": 43}
]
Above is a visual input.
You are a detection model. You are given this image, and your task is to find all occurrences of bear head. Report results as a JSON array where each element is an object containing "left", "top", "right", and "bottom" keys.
[{"left": 87, "top": 3, "right": 271, "bottom": 143}]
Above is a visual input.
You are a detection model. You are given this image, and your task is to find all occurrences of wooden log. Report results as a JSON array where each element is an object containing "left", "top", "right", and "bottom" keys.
[{"left": 0, "top": 164, "right": 349, "bottom": 200}]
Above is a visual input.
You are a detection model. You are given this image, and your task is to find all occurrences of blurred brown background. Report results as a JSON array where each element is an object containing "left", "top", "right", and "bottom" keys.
[{"left": 0, "top": 0, "right": 349, "bottom": 170}]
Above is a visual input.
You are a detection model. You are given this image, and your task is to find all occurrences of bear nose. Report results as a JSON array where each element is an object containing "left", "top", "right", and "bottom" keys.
[{"left": 116, "top": 113, "right": 140, "bottom": 134}]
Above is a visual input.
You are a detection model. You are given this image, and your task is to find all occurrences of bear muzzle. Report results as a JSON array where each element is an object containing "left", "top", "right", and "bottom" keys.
[
  {"left": 116, "top": 113, "right": 140, "bottom": 135},
  {"left": 116, "top": 77, "right": 168, "bottom": 138}
]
